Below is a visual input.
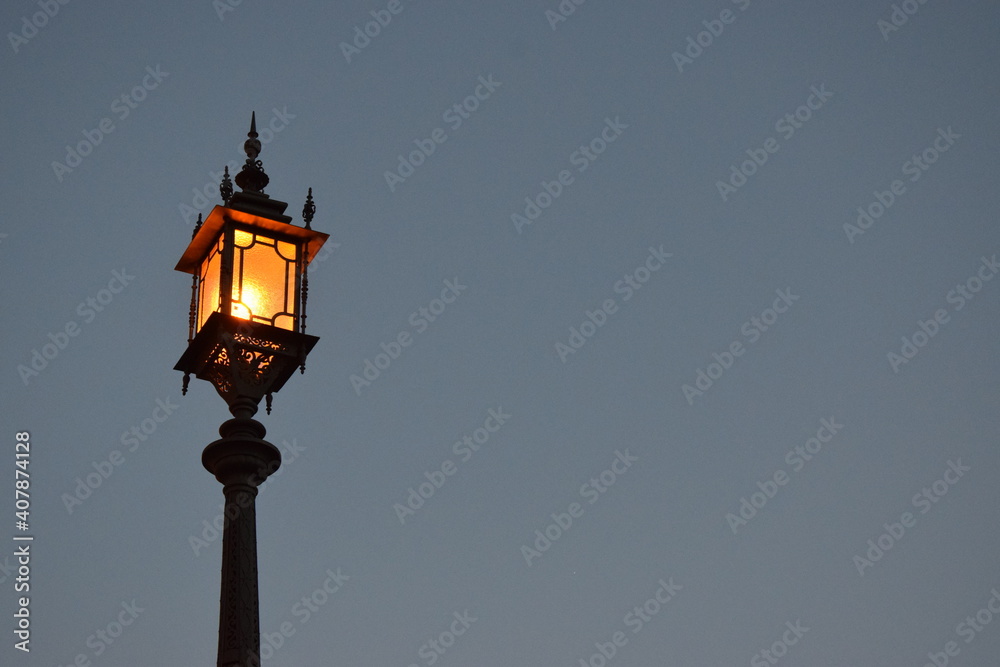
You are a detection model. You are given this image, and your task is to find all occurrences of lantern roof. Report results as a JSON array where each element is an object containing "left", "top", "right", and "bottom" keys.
[{"left": 174, "top": 201, "right": 328, "bottom": 275}]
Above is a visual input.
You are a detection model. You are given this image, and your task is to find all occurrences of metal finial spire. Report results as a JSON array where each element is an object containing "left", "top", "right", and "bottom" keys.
[
  {"left": 234, "top": 112, "right": 269, "bottom": 193},
  {"left": 302, "top": 188, "right": 315, "bottom": 230},
  {"left": 220, "top": 166, "right": 233, "bottom": 204},
  {"left": 245, "top": 111, "right": 259, "bottom": 158}
]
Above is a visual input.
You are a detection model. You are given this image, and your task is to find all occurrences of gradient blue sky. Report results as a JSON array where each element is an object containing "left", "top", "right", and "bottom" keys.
[{"left": 3, "top": 1, "right": 1000, "bottom": 665}]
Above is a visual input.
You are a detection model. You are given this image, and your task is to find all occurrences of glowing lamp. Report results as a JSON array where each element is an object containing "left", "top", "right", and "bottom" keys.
[{"left": 174, "top": 114, "right": 328, "bottom": 411}]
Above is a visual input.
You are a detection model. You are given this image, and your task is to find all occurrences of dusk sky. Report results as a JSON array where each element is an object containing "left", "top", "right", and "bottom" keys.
[{"left": 3, "top": 1, "right": 1000, "bottom": 665}]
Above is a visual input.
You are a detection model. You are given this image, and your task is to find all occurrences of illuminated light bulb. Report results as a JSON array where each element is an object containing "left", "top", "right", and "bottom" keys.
[{"left": 232, "top": 282, "right": 264, "bottom": 321}]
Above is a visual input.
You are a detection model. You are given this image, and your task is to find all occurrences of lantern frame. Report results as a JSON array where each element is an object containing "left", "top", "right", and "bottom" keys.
[
  {"left": 176, "top": 198, "right": 326, "bottom": 334},
  {"left": 174, "top": 189, "right": 328, "bottom": 409}
]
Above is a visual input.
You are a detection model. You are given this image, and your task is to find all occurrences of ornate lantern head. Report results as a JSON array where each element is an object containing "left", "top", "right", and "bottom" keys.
[{"left": 174, "top": 114, "right": 328, "bottom": 412}]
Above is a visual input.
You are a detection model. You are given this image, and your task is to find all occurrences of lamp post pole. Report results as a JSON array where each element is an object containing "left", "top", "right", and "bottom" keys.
[{"left": 203, "top": 397, "right": 280, "bottom": 667}]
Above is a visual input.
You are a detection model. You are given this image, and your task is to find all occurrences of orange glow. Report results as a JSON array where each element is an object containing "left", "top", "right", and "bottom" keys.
[
  {"left": 230, "top": 231, "right": 296, "bottom": 330},
  {"left": 230, "top": 282, "right": 265, "bottom": 322},
  {"left": 195, "top": 228, "right": 298, "bottom": 332},
  {"left": 198, "top": 237, "right": 224, "bottom": 331}
]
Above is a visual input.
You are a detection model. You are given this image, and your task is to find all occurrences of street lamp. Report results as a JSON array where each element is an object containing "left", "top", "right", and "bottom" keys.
[{"left": 173, "top": 113, "right": 329, "bottom": 667}]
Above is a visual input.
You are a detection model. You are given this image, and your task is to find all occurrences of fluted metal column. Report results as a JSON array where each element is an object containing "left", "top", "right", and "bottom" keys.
[{"left": 202, "top": 398, "right": 281, "bottom": 667}]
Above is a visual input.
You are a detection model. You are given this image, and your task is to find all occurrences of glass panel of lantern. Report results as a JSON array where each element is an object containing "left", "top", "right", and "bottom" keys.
[
  {"left": 198, "top": 234, "right": 224, "bottom": 332},
  {"left": 195, "top": 226, "right": 300, "bottom": 335},
  {"left": 230, "top": 228, "right": 298, "bottom": 331}
]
